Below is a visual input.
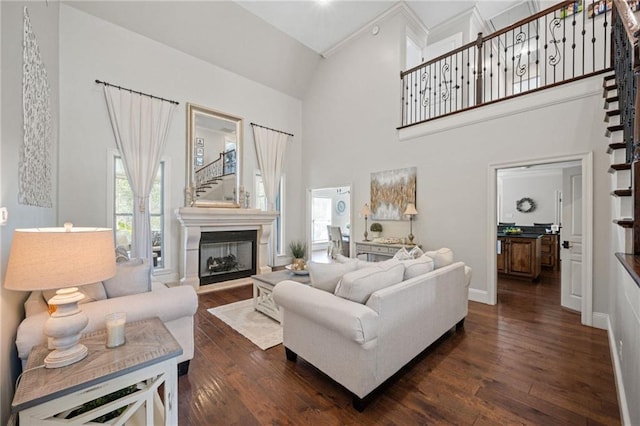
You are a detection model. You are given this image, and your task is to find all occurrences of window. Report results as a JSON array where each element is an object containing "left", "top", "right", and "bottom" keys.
[
  {"left": 113, "top": 156, "right": 165, "bottom": 269},
  {"left": 255, "top": 173, "right": 284, "bottom": 256}
]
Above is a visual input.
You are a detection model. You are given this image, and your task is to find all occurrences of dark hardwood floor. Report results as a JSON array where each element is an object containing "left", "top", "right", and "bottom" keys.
[{"left": 177, "top": 270, "right": 620, "bottom": 425}]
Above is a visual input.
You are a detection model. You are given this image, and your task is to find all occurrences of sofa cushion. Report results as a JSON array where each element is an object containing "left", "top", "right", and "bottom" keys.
[
  {"left": 424, "top": 248, "right": 454, "bottom": 269},
  {"left": 334, "top": 262, "right": 405, "bottom": 304},
  {"left": 392, "top": 247, "right": 412, "bottom": 260},
  {"left": 400, "top": 256, "right": 435, "bottom": 280},
  {"left": 103, "top": 258, "right": 151, "bottom": 298},
  {"left": 307, "top": 261, "right": 358, "bottom": 293},
  {"left": 408, "top": 246, "right": 425, "bottom": 259},
  {"left": 42, "top": 282, "right": 107, "bottom": 305}
]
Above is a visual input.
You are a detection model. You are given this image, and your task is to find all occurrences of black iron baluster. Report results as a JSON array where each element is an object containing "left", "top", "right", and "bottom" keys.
[
  {"left": 592, "top": 0, "right": 596, "bottom": 72},
  {"left": 571, "top": 6, "right": 576, "bottom": 78},
  {"left": 562, "top": 8, "right": 566, "bottom": 81},
  {"left": 455, "top": 51, "right": 459, "bottom": 112},
  {"left": 603, "top": 0, "right": 608, "bottom": 69}
]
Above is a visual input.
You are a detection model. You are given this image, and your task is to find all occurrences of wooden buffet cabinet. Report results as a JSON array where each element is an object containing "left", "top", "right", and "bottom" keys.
[
  {"left": 497, "top": 234, "right": 542, "bottom": 280},
  {"left": 540, "top": 234, "right": 560, "bottom": 271}
]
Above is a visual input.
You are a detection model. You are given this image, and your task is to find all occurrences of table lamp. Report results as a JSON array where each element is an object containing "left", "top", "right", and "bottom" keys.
[
  {"left": 361, "top": 204, "right": 372, "bottom": 241},
  {"left": 4, "top": 224, "right": 116, "bottom": 368},
  {"left": 403, "top": 203, "right": 418, "bottom": 244}
]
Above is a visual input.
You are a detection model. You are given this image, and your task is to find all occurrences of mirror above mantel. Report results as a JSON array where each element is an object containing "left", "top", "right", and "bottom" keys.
[{"left": 186, "top": 103, "right": 242, "bottom": 207}]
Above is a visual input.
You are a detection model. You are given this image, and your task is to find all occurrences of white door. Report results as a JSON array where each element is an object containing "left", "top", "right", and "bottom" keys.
[{"left": 561, "top": 166, "right": 582, "bottom": 311}]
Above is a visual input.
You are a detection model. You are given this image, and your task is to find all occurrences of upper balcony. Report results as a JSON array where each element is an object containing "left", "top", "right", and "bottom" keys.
[{"left": 399, "top": 0, "right": 615, "bottom": 128}]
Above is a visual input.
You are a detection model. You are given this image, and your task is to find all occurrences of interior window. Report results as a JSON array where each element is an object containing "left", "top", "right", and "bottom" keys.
[{"left": 114, "top": 156, "right": 165, "bottom": 269}]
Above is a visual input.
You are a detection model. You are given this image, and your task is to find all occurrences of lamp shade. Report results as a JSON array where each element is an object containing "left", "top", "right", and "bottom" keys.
[
  {"left": 361, "top": 204, "right": 371, "bottom": 216},
  {"left": 404, "top": 203, "right": 418, "bottom": 216},
  {"left": 4, "top": 226, "right": 116, "bottom": 291}
]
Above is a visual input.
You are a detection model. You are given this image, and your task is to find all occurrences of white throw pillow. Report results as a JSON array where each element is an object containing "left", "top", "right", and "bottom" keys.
[
  {"left": 42, "top": 282, "right": 108, "bottom": 305},
  {"left": 393, "top": 247, "right": 412, "bottom": 260},
  {"left": 103, "top": 258, "right": 151, "bottom": 298},
  {"left": 424, "top": 248, "right": 454, "bottom": 269},
  {"left": 334, "top": 262, "right": 405, "bottom": 304},
  {"left": 408, "top": 246, "right": 425, "bottom": 259},
  {"left": 307, "top": 261, "right": 358, "bottom": 293},
  {"left": 400, "top": 256, "right": 435, "bottom": 280}
]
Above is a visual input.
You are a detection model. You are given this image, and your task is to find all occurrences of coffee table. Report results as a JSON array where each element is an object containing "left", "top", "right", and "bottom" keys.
[{"left": 252, "top": 269, "right": 310, "bottom": 323}]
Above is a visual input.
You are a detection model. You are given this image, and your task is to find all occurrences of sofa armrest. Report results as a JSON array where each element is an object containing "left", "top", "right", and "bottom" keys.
[
  {"left": 16, "top": 285, "right": 198, "bottom": 361},
  {"left": 273, "top": 280, "right": 378, "bottom": 345}
]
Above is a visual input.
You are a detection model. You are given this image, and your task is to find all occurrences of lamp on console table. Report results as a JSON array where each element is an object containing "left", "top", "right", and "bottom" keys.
[
  {"left": 403, "top": 203, "right": 418, "bottom": 244},
  {"left": 4, "top": 223, "right": 116, "bottom": 368},
  {"left": 361, "top": 204, "right": 372, "bottom": 241}
]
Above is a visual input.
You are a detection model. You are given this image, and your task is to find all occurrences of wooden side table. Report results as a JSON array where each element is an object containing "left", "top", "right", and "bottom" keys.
[
  {"left": 252, "top": 269, "right": 310, "bottom": 322},
  {"left": 12, "top": 317, "right": 182, "bottom": 425}
]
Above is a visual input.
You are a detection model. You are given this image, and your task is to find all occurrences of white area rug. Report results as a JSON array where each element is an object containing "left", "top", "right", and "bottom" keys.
[{"left": 207, "top": 299, "right": 282, "bottom": 350}]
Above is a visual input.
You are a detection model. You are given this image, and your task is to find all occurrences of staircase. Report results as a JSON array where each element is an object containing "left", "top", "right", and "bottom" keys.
[{"left": 604, "top": 73, "right": 634, "bottom": 253}]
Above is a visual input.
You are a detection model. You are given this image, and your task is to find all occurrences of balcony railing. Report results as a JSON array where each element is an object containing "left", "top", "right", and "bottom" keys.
[{"left": 400, "top": 0, "right": 613, "bottom": 127}]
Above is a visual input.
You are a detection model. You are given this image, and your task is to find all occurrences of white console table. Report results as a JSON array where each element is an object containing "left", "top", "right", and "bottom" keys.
[
  {"left": 355, "top": 241, "right": 420, "bottom": 261},
  {"left": 12, "top": 318, "right": 182, "bottom": 425}
]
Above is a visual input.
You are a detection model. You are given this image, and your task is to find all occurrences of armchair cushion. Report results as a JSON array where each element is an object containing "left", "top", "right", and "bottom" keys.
[
  {"left": 103, "top": 258, "right": 151, "bottom": 298},
  {"left": 400, "top": 256, "right": 434, "bottom": 280},
  {"left": 424, "top": 248, "right": 454, "bottom": 268}
]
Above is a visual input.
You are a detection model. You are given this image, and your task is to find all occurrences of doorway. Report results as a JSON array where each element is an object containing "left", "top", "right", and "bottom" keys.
[
  {"left": 487, "top": 153, "right": 594, "bottom": 326},
  {"left": 309, "top": 186, "right": 351, "bottom": 263}
]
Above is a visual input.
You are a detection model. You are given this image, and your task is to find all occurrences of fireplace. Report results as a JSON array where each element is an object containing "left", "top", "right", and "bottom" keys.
[
  {"left": 199, "top": 230, "right": 257, "bottom": 285},
  {"left": 176, "top": 207, "right": 278, "bottom": 292}
]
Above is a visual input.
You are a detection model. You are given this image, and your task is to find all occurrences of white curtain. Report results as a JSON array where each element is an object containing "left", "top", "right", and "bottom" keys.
[
  {"left": 103, "top": 86, "right": 176, "bottom": 261},
  {"left": 252, "top": 126, "right": 289, "bottom": 211}
]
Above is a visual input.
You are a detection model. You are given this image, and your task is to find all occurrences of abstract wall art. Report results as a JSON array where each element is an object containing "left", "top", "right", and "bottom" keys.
[
  {"left": 21, "top": 7, "right": 52, "bottom": 208},
  {"left": 370, "top": 167, "right": 416, "bottom": 220}
]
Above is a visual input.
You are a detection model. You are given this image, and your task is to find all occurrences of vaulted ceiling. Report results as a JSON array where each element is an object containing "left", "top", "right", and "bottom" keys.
[{"left": 64, "top": 1, "right": 551, "bottom": 99}]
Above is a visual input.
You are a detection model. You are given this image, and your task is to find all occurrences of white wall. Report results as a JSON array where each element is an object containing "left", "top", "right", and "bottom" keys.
[
  {"left": 302, "top": 10, "right": 611, "bottom": 312},
  {"left": 1, "top": 2, "right": 59, "bottom": 423},
  {"left": 58, "top": 5, "right": 305, "bottom": 282},
  {"left": 498, "top": 168, "right": 562, "bottom": 226}
]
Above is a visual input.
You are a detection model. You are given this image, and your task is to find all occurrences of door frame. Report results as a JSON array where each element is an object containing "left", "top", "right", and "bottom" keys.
[
  {"left": 486, "top": 152, "right": 593, "bottom": 326},
  {"left": 306, "top": 184, "right": 353, "bottom": 257}
]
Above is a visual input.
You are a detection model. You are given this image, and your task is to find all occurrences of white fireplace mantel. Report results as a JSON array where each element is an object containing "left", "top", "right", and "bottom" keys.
[{"left": 175, "top": 207, "right": 279, "bottom": 292}]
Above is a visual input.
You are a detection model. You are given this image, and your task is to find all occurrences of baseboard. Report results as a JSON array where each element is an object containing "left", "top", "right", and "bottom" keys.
[
  {"left": 468, "top": 288, "right": 492, "bottom": 304},
  {"left": 591, "top": 312, "right": 609, "bottom": 330},
  {"left": 606, "top": 315, "right": 632, "bottom": 425}
]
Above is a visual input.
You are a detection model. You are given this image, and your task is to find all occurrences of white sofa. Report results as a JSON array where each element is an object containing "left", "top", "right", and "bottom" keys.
[
  {"left": 15, "top": 260, "right": 198, "bottom": 375},
  {"left": 273, "top": 250, "right": 470, "bottom": 410}
]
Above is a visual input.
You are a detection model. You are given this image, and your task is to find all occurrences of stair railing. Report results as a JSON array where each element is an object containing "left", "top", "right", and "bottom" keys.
[
  {"left": 400, "top": 0, "right": 613, "bottom": 127},
  {"left": 611, "top": 0, "right": 640, "bottom": 253},
  {"left": 194, "top": 149, "right": 237, "bottom": 195}
]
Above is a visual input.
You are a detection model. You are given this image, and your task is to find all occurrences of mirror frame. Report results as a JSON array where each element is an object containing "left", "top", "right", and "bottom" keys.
[{"left": 186, "top": 103, "right": 243, "bottom": 207}]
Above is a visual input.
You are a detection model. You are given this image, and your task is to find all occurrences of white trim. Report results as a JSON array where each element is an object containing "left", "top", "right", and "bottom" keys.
[
  {"left": 322, "top": 3, "right": 428, "bottom": 58},
  {"left": 468, "top": 288, "right": 490, "bottom": 304},
  {"left": 591, "top": 312, "right": 609, "bottom": 330},
  {"left": 606, "top": 314, "right": 632, "bottom": 425},
  {"left": 486, "top": 152, "right": 594, "bottom": 327}
]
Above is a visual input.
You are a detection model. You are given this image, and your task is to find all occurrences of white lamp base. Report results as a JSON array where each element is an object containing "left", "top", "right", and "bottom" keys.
[{"left": 44, "top": 287, "right": 89, "bottom": 368}]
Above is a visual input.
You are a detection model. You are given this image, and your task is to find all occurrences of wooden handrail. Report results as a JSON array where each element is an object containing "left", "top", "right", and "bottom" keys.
[{"left": 613, "top": 0, "right": 640, "bottom": 41}]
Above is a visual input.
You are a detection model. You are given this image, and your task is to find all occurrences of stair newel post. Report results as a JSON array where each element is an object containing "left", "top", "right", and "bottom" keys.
[{"left": 475, "top": 32, "right": 484, "bottom": 106}]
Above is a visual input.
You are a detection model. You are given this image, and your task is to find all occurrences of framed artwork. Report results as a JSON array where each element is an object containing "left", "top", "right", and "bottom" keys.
[
  {"left": 196, "top": 138, "right": 204, "bottom": 147},
  {"left": 196, "top": 147, "right": 204, "bottom": 156},
  {"left": 560, "top": 1, "right": 583, "bottom": 18},
  {"left": 370, "top": 167, "right": 417, "bottom": 220},
  {"left": 195, "top": 157, "right": 204, "bottom": 167}
]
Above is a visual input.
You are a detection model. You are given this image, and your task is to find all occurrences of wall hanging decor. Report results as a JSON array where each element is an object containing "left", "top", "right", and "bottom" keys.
[
  {"left": 370, "top": 167, "right": 417, "bottom": 220},
  {"left": 516, "top": 197, "right": 537, "bottom": 213},
  {"left": 20, "top": 7, "right": 52, "bottom": 208}
]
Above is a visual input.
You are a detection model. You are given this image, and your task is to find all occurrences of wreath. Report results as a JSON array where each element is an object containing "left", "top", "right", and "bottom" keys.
[{"left": 516, "top": 197, "right": 536, "bottom": 213}]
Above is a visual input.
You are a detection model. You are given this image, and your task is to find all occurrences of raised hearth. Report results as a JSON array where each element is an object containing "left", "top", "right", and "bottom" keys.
[{"left": 175, "top": 207, "right": 278, "bottom": 292}]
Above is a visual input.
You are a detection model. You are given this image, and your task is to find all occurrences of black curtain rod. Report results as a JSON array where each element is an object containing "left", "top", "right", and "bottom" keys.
[
  {"left": 250, "top": 122, "right": 294, "bottom": 137},
  {"left": 95, "top": 79, "right": 179, "bottom": 105}
]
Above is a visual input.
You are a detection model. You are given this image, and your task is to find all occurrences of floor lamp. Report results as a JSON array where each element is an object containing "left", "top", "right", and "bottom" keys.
[{"left": 4, "top": 224, "right": 116, "bottom": 368}]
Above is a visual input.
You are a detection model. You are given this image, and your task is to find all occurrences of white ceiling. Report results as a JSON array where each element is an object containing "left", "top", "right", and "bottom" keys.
[
  {"left": 64, "top": 1, "right": 551, "bottom": 99},
  {"left": 236, "top": 0, "right": 546, "bottom": 55}
]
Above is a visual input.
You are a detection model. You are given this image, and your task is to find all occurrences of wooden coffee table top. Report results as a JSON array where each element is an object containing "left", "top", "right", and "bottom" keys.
[{"left": 252, "top": 269, "right": 310, "bottom": 287}]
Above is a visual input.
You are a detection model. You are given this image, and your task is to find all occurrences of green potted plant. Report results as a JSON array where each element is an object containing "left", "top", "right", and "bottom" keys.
[
  {"left": 288, "top": 240, "right": 307, "bottom": 271},
  {"left": 370, "top": 222, "right": 383, "bottom": 238}
]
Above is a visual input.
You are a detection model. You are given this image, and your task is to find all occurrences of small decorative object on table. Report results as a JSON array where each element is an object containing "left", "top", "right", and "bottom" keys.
[
  {"left": 370, "top": 222, "right": 382, "bottom": 238},
  {"left": 504, "top": 226, "right": 522, "bottom": 235},
  {"left": 288, "top": 240, "right": 307, "bottom": 271},
  {"left": 361, "top": 204, "right": 372, "bottom": 241}
]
